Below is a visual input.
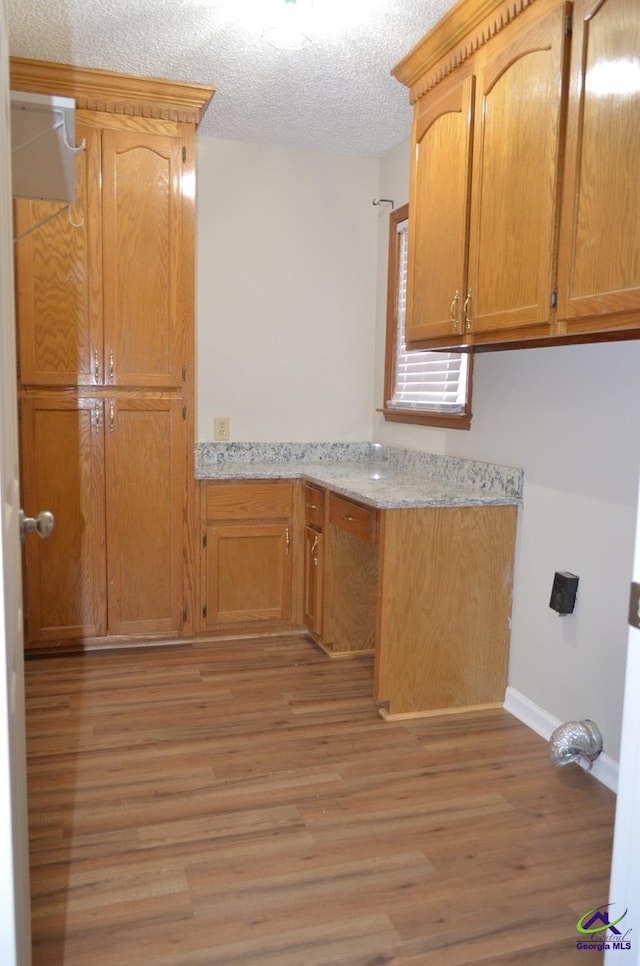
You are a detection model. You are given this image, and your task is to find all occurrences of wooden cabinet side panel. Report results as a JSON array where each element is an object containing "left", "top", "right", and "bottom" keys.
[
  {"left": 14, "top": 122, "right": 102, "bottom": 387},
  {"left": 105, "top": 397, "right": 185, "bottom": 635},
  {"left": 20, "top": 396, "right": 107, "bottom": 643},
  {"left": 557, "top": 0, "right": 640, "bottom": 326},
  {"left": 376, "top": 506, "right": 517, "bottom": 715}
]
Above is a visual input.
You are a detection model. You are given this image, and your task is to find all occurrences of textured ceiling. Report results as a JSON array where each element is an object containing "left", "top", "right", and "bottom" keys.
[{"left": 7, "top": 0, "right": 455, "bottom": 157}]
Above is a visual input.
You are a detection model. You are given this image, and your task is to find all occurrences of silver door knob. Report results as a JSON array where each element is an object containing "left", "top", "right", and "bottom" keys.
[{"left": 19, "top": 510, "right": 55, "bottom": 540}]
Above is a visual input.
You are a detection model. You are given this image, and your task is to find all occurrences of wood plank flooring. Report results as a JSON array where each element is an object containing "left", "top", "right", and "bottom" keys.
[{"left": 24, "top": 634, "right": 615, "bottom": 965}]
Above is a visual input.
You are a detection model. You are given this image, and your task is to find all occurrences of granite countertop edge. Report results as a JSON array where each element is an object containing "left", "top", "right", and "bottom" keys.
[{"left": 194, "top": 443, "right": 524, "bottom": 510}]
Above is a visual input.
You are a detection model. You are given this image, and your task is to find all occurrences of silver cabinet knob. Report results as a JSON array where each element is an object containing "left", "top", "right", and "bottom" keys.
[{"left": 19, "top": 510, "right": 55, "bottom": 540}]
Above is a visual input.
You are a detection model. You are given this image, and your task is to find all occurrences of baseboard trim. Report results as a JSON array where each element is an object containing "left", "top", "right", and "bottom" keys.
[
  {"left": 379, "top": 701, "right": 503, "bottom": 722},
  {"left": 504, "top": 686, "right": 618, "bottom": 793}
]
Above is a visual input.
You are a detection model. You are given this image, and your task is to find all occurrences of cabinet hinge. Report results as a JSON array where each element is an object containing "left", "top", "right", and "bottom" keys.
[
  {"left": 182, "top": 146, "right": 187, "bottom": 163},
  {"left": 182, "top": 405, "right": 187, "bottom": 421},
  {"left": 16, "top": 359, "right": 20, "bottom": 380},
  {"left": 182, "top": 364, "right": 187, "bottom": 382},
  {"left": 202, "top": 532, "right": 207, "bottom": 548},
  {"left": 550, "top": 290, "right": 558, "bottom": 309},
  {"left": 182, "top": 607, "right": 188, "bottom": 623},
  {"left": 202, "top": 605, "right": 207, "bottom": 619},
  {"left": 565, "top": 12, "right": 573, "bottom": 35},
  {"left": 17, "top": 399, "right": 22, "bottom": 421}
]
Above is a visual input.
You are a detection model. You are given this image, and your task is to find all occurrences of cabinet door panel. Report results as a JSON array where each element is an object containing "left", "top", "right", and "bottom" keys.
[
  {"left": 14, "top": 122, "right": 102, "bottom": 386},
  {"left": 102, "top": 130, "right": 183, "bottom": 388},
  {"left": 206, "top": 524, "right": 292, "bottom": 624},
  {"left": 468, "top": 3, "right": 570, "bottom": 335},
  {"left": 304, "top": 526, "right": 323, "bottom": 636},
  {"left": 105, "top": 398, "right": 185, "bottom": 635},
  {"left": 557, "top": 0, "right": 640, "bottom": 325},
  {"left": 20, "top": 396, "right": 106, "bottom": 642},
  {"left": 406, "top": 72, "right": 475, "bottom": 344}
]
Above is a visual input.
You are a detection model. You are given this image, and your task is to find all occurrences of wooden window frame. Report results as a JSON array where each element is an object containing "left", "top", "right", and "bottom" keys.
[{"left": 380, "top": 203, "right": 473, "bottom": 430}]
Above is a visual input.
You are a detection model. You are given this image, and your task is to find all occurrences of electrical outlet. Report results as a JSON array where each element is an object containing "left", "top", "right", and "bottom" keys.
[{"left": 214, "top": 416, "right": 230, "bottom": 441}]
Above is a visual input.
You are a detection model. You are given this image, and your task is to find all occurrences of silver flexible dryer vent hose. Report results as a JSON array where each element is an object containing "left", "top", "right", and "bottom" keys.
[{"left": 549, "top": 719, "right": 603, "bottom": 768}]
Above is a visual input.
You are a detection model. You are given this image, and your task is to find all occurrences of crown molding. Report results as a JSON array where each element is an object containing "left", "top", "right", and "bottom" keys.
[
  {"left": 392, "top": 0, "right": 538, "bottom": 102},
  {"left": 9, "top": 58, "right": 215, "bottom": 127}
]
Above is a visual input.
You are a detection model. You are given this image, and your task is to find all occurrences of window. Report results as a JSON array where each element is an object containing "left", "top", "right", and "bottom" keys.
[{"left": 381, "top": 203, "right": 473, "bottom": 430}]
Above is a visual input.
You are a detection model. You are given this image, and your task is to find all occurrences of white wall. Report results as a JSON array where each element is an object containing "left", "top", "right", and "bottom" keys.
[
  {"left": 374, "top": 138, "right": 640, "bottom": 762},
  {"left": 196, "top": 137, "right": 379, "bottom": 442}
]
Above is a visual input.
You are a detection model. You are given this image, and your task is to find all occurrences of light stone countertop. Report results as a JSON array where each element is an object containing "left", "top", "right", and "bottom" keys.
[{"left": 195, "top": 443, "right": 524, "bottom": 510}]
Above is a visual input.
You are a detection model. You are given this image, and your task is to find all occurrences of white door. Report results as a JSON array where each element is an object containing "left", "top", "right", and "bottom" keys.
[
  {"left": 606, "top": 484, "right": 640, "bottom": 965},
  {"left": 0, "top": 2, "right": 32, "bottom": 963}
]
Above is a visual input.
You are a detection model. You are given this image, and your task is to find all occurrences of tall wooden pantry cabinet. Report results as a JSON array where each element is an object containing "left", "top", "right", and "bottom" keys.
[{"left": 10, "top": 59, "right": 214, "bottom": 649}]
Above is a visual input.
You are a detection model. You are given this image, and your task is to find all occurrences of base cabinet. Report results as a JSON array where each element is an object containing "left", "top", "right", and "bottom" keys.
[
  {"left": 300, "top": 482, "right": 518, "bottom": 716},
  {"left": 200, "top": 481, "right": 298, "bottom": 631},
  {"left": 375, "top": 504, "right": 518, "bottom": 717}
]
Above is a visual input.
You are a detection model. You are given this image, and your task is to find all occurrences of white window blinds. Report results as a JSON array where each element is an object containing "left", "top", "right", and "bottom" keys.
[{"left": 387, "top": 218, "right": 468, "bottom": 413}]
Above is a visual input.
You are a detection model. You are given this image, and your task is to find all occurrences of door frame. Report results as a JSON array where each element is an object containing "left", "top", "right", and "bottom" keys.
[
  {"left": 0, "top": 0, "right": 33, "bottom": 961},
  {"left": 605, "top": 475, "right": 640, "bottom": 964}
]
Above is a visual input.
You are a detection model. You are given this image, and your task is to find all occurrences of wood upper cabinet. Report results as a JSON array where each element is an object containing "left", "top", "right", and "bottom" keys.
[
  {"left": 467, "top": 0, "right": 570, "bottom": 339},
  {"left": 405, "top": 71, "right": 475, "bottom": 344},
  {"left": 101, "top": 127, "right": 185, "bottom": 388},
  {"left": 556, "top": 0, "right": 640, "bottom": 331},
  {"left": 14, "top": 118, "right": 187, "bottom": 389},
  {"left": 396, "top": 0, "right": 640, "bottom": 349},
  {"left": 13, "top": 121, "right": 102, "bottom": 386},
  {"left": 401, "top": 0, "right": 571, "bottom": 348}
]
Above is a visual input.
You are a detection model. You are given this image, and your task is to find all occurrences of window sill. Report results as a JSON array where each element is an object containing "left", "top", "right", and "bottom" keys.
[{"left": 378, "top": 407, "right": 472, "bottom": 431}]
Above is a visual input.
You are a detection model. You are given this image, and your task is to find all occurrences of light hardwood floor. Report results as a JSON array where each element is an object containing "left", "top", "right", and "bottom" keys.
[{"left": 24, "top": 634, "right": 615, "bottom": 965}]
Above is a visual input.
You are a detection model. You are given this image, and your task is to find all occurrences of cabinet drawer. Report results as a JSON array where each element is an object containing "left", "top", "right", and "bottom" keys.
[
  {"left": 304, "top": 484, "right": 325, "bottom": 529},
  {"left": 329, "top": 494, "right": 377, "bottom": 544},
  {"left": 206, "top": 482, "right": 294, "bottom": 521}
]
